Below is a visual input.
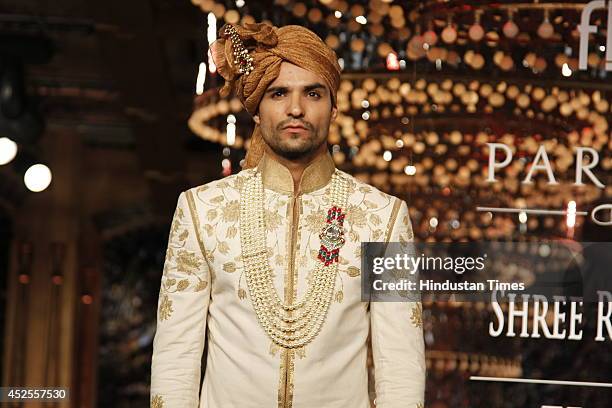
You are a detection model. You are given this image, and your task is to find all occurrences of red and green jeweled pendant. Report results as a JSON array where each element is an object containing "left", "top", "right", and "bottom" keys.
[{"left": 318, "top": 205, "right": 346, "bottom": 266}]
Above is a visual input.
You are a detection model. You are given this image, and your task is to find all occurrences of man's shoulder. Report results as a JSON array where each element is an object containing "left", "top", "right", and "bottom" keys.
[
  {"left": 183, "top": 168, "right": 256, "bottom": 203},
  {"left": 337, "top": 169, "right": 403, "bottom": 206}
]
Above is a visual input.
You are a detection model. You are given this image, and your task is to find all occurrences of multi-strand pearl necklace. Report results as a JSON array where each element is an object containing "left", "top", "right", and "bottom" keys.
[{"left": 239, "top": 169, "right": 349, "bottom": 348}]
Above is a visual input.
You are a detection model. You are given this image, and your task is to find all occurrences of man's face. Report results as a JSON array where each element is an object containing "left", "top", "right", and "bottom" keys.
[{"left": 254, "top": 62, "right": 337, "bottom": 161}]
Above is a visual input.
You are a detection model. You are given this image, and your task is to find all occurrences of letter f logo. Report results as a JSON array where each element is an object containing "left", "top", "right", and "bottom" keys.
[{"left": 578, "top": 0, "right": 611, "bottom": 71}]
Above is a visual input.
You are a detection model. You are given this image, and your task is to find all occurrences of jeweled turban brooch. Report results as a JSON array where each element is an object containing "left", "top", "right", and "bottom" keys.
[{"left": 224, "top": 24, "right": 254, "bottom": 76}]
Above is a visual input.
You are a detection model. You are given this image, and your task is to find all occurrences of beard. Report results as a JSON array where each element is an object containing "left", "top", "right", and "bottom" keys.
[{"left": 262, "top": 120, "right": 327, "bottom": 160}]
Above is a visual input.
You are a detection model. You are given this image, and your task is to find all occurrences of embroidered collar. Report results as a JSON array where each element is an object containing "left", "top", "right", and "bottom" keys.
[{"left": 257, "top": 150, "right": 336, "bottom": 195}]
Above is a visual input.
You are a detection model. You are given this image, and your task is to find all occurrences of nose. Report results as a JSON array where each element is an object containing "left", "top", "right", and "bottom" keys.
[{"left": 287, "top": 92, "right": 304, "bottom": 118}]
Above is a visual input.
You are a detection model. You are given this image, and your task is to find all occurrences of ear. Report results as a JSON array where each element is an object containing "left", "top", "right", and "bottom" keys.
[
  {"left": 253, "top": 114, "right": 260, "bottom": 125},
  {"left": 331, "top": 106, "right": 338, "bottom": 122}
]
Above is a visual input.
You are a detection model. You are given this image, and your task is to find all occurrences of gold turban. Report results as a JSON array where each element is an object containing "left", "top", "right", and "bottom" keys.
[{"left": 211, "top": 23, "right": 341, "bottom": 168}]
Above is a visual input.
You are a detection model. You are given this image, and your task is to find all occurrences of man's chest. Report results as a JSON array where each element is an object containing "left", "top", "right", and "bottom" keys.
[{"left": 192, "top": 179, "right": 396, "bottom": 306}]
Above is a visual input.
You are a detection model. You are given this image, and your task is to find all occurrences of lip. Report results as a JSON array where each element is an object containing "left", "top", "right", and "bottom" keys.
[{"left": 282, "top": 123, "right": 308, "bottom": 131}]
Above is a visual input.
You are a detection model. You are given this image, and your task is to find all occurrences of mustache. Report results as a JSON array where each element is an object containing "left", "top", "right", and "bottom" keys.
[{"left": 277, "top": 119, "right": 313, "bottom": 131}]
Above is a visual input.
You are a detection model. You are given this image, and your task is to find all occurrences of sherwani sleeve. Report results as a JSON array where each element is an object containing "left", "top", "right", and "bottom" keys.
[
  {"left": 151, "top": 191, "right": 211, "bottom": 408},
  {"left": 370, "top": 198, "right": 426, "bottom": 408}
]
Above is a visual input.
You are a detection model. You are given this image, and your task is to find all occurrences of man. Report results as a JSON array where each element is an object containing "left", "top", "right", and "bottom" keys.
[{"left": 150, "top": 22, "right": 425, "bottom": 408}]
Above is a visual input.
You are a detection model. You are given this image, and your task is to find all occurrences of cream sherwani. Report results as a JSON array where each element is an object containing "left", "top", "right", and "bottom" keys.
[{"left": 150, "top": 151, "right": 425, "bottom": 408}]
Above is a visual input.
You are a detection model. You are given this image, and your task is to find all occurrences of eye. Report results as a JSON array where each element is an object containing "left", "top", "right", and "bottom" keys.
[
  {"left": 308, "top": 91, "right": 321, "bottom": 98},
  {"left": 271, "top": 89, "right": 286, "bottom": 98}
]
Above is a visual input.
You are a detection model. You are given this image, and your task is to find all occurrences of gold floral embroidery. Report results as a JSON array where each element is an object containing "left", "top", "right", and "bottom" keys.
[
  {"left": 158, "top": 295, "right": 173, "bottom": 321},
  {"left": 176, "top": 250, "right": 202, "bottom": 273},
  {"left": 175, "top": 206, "right": 184, "bottom": 222},
  {"left": 416, "top": 403, "right": 424, "bottom": 408},
  {"left": 304, "top": 212, "right": 325, "bottom": 234},
  {"left": 233, "top": 175, "right": 245, "bottom": 190},
  {"left": 205, "top": 249, "right": 215, "bottom": 262},
  {"left": 265, "top": 208, "right": 282, "bottom": 230},
  {"left": 238, "top": 288, "right": 247, "bottom": 299},
  {"left": 176, "top": 279, "right": 190, "bottom": 291},
  {"left": 210, "top": 195, "right": 224, "bottom": 204},
  {"left": 372, "top": 229, "right": 383, "bottom": 241},
  {"left": 158, "top": 193, "right": 209, "bottom": 322},
  {"left": 222, "top": 200, "right": 239, "bottom": 222},
  {"left": 218, "top": 241, "right": 230, "bottom": 255},
  {"left": 206, "top": 208, "right": 218, "bottom": 221},
  {"left": 347, "top": 204, "right": 367, "bottom": 228},
  {"left": 346, "top": 177, "right": 357, "bottom": 192},
  {"left": 227, "top": 224, "right": 238, "bottom": 239},
  {"left": 204, "top": 224, "right": 214, "bottom": 236},
  {"left": 410, "top": 303, "right": 423, "bottom": 328},
  {"left": 363, "top": 200, "right": 377, "bottom": 209},
  {"left": 335, "top": 290, "right": 344, "bottom": 303},
  {"left": 223, "top": 262, "right": 237, "bottom": 273},
  {"left": 345, "top": 266, "right": 360, "bottom": 277},
  {"left": 369, "top": 213, "right": 382, "bottom": 226},
  {"left": 151, "top": 394, "right": 165, "bottom": 408}
]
